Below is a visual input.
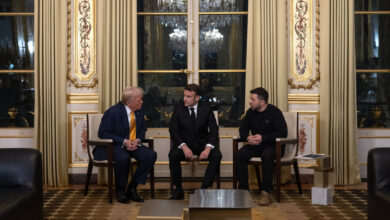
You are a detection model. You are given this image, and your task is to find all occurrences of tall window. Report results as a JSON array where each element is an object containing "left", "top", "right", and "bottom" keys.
[
  {"left": 137, "top": 0, "right": 248, "bottom": 127},
  {"left": 355, "top": 0, "right": 390, "bottom": 128},
  {"left": 0, "top": 0, "right": 34, "bottom": 127}
]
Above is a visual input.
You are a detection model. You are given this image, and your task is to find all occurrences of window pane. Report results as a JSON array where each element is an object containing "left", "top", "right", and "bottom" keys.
[
  {"left": 138, "top": 73, "right": 187, "bottom": 127},
  {"left": 0, "top": 0, "right": 34, "bottom": 12},
  {"left": 199, "top": 15, "right": 247, "bottom": 69},
  {"left": 355, "top": 0, "right": 390, "bottom": 11},
  {"left": 357, "top": 72, "right": 390, "bottom": 128},
  {"left": 199, "top": 0, "right": 248, "bottom": 12},
  {"left": 0, "top": 16, "right": 34, "bottom": 69},
  {"left": 355, "top": 15, "right": 390, "bottom": 69},
  {"left": 137, "top": 0, "right": 187, "bottom": 12},
  {"left": 138, "top": 15, "right": 187, "bottom": 70},
  {"left": 0, "top": 73, "right": 34, "bottom": 127},
  {"left": 199, "top": 72, "right": 245, "bottom": 127}
]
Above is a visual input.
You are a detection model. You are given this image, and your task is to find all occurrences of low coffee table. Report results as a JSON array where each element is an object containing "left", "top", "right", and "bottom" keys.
[
  {"left": 137, "top": 199, "right": 188, "bottom": 220},
  {"left": 188, "top": 189, "right": 255, "bottom": 220}
]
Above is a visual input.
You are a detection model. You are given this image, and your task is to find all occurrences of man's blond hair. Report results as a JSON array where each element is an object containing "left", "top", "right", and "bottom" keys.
[{"left": 121, "top": 87, "right": 144, "bottom": 104}]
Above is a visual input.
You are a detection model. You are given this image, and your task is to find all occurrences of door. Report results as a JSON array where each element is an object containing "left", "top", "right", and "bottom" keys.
[{"left": 137, "top": 0, "right": 248, "bottom": 128}]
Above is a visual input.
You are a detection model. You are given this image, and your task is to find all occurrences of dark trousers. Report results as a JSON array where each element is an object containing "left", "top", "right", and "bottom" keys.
[
  {"left": 234, "top": 144, "right": 275, "bottom": 192},
  {"left": 113, "top": 145, "right": 157, "bottom": 191},
  {"left": 169, "top": 146, "right": 222, "bottom": 189}
]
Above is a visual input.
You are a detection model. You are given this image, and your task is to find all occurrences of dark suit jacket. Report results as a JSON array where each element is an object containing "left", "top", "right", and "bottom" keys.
[
  {"left": 169, "top": 101, "right": 219, "bottom": 151},
  {"left": 93, "top": 102, "right": 147, "bottom": 160}
]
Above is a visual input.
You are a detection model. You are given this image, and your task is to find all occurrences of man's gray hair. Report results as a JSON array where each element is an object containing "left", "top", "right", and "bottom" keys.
[{"left": 121, "top": 87, "right": 144, "bottom": 104}]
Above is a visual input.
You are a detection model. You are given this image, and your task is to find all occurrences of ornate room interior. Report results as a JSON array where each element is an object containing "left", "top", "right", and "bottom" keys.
[{"left": 0, "top": 0, "right": 389, "bottom": 219}]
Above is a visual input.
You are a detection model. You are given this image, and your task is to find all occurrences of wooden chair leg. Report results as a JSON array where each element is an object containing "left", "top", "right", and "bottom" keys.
[
  {"left": 130, "top": 163, "right": 134, "bottom": 178},
  {"left": 108, "top": 165, "right": 113, "bottom": 203},
  {"left": 150, "top": 167, "right": 155, "bottom": 199},
  {"left": 276, "top": 164, "right": 281, "bottom": 202},
  {"left": 293, "top": 162, "right": 302, "bottom": 194},
  {"left": 84, "top": 160, "right": 93, "bottom": 196},
  {"left": 254, "top": 165, "right": 262, "bottom": 191},
  {"left": 233, "top": 158, "right": 237, "bottom": 189}
]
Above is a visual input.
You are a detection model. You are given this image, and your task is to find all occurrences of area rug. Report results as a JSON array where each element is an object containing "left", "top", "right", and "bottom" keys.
[{"left": 43, "top": 189, "right": 367, "bottom": 219}]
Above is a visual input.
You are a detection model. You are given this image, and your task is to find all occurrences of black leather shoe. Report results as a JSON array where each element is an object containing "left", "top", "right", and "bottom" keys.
[
  {"left": 169, "top": 189, "right": 184, "bottom": 200},
  {"left": 116, "top": 191, "right": 130, "bottom": 204},
  {"left": 127, "top": 188, "right": 144, "bottom": 202}
]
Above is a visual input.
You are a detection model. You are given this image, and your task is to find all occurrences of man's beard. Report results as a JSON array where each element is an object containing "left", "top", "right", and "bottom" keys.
[{"left": 252, "top": 104, "right": 262, "bottom": 111}]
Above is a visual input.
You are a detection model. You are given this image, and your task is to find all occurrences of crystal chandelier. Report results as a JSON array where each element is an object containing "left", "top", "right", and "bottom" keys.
[
  {"left": 169, "top": 28, "right": 187, "bottom": 52},
  {"left": 157, "top": 0, "right": 237, "bottom": 12},
  {"left": 169, "top": 28, "right": 224, "bottom": 54},
  {"left": 158, "top": 0, "right": 187, "bottom": 12},
  {"left": 158, "top": 0, "right": 237, "bottom": 30},
  {"left": 199, "top": 28, "right": 224, "bottom": 54},
  {"left": 161, "top": 0, "right": 236, "bottom": 53},
  {"left": 198, "top": 0, "right": 236, "bottom": 13}
]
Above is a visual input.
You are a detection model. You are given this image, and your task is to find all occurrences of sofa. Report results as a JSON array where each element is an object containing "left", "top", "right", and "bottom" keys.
[
  {"left": 0, "top": 148, "right": 43, "bottom": 220},
  {"left": 367, "top": 147, "right": 390, "bottom": 220}
]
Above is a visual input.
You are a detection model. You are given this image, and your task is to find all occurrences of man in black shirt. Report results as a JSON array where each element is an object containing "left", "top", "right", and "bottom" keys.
[{"left": 235, "top": 87, "right": 287, "bottom": 206}]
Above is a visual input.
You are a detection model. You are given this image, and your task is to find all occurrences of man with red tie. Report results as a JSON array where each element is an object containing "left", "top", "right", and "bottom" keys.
[{"left": 94, "top": 87, "right": 157, "bottom": 204}]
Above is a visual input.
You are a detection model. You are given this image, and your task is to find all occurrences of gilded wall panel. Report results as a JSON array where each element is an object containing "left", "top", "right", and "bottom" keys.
[
  {"left": 67, "top": 0, "right": 97, "bottom": 88},
  {"left": 288, "top": 0, "right": 320, "bottom": 90}
]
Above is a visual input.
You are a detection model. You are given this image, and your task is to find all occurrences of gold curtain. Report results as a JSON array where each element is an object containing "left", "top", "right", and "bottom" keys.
[
  {"left": 34, "top": 0, "right": 68, "bottom": 186},
  {"left": 246, "top": 0, "right": 289, "bottom": 185},
  {"left": 246, "top": 0, "right": 288, "bottom": 111},
  {"left": 320, "top": 0, "right": 361, "bottom": 185},
  {"left": 96, "top": 0, "right": 137, "bottom": 184},
  {"left": 96, "top": 0, "right": 138, "bottom": 111}
]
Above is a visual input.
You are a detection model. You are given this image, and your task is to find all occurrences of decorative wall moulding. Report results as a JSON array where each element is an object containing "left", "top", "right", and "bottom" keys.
[
  {"left": 288, "top": 94, "right": 320, "bottom": 104},
  {"left": 68, "top": 111, "right": 98, "bottom": 167},
  {"left": 290, "top": 111, "right": 320, "bottom": 167},
  {"left": 288, "top": 0, "right": 320, "bottom": 90},
  {"left": 67, "top": 0, "right": 98, "bottom": 88},
  {"left": 66, "top": 93, "right": 99, "bottom": 104}
]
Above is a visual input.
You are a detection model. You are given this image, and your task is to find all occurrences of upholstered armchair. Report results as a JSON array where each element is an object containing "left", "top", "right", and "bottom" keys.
[
  {"left": 368, "top": 147, "right": 390, "bottom": 220},
  {"left": 0, "top": 148, "right": 43, "bottom": 219},
  {"left": 233, "top": 112, "right": 302, "bottom": 202},
  {"left": 84, "top": 114, "right": 155, "bottom": 203}
]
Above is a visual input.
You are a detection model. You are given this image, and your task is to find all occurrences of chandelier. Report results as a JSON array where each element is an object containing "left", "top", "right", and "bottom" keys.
[
  {"left": 157, "top": 0, "right": 237, "bottom": 30},
  {"left": 158, "top": 0, "right": 187, "bottom": 12},
  {"left": 169, "top": 28, "right": 187, "bottom": 52},
  {"left": 158, "top": 0, "right": 237, "bottom": 12},
  {"left": 199, "top": 28, "right": 224, "bottom": 54},
  {"left": 198, "top": 0, "right": 237, "bottom": 13},
  {"left": 160, "top": 0, "right": 236, "bottom": 54},
  {"left": 169, "top": 28, "right": 224, "bottom": 54}
]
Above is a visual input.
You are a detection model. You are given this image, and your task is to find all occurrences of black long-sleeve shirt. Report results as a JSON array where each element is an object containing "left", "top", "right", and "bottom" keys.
[{"left": 239, "top": 104, "right": 287, "bottom": 146}]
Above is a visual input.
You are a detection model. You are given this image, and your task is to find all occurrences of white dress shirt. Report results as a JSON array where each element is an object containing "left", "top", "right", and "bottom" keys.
[{"left": 178, "top": 103, "right": 214, "bottom": 150}]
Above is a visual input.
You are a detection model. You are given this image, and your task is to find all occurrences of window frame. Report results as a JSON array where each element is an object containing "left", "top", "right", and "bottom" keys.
[
  {"left": 0, "top": 5, "right": 35, "bottom": 128},
  {"left": 354, "top": 8, "right": 390, "bottom": 128}
]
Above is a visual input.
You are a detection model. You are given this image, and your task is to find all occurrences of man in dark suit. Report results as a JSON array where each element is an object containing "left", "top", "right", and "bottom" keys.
[
  {"left": 169, "top": 84, "right": 222, "bottom": 200},
  {"left": 94, "top": 87, "right": 157, "bottom": 204}
]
